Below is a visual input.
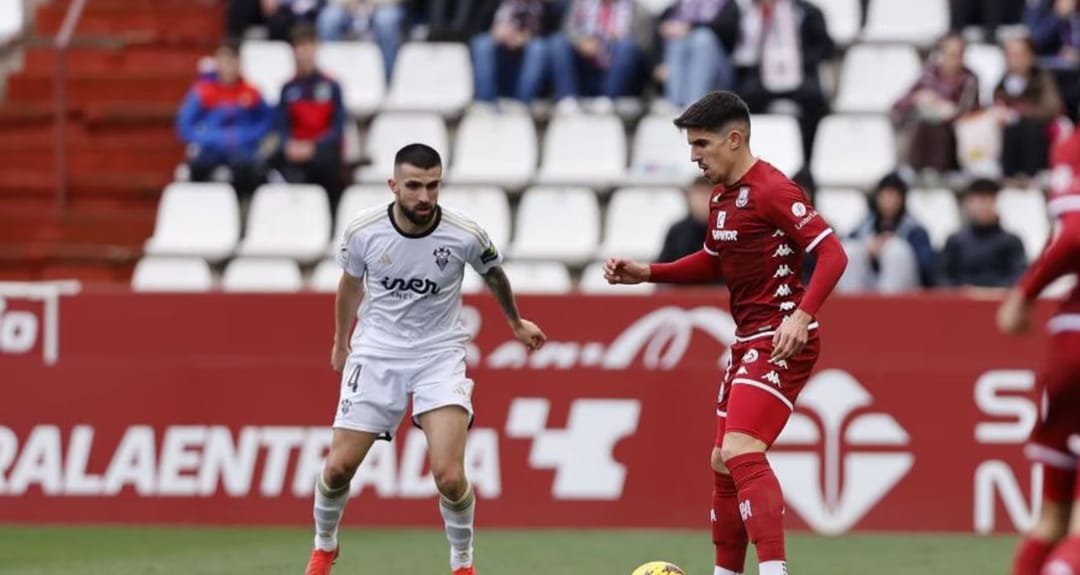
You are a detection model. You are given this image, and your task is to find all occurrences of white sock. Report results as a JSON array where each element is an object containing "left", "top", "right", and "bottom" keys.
[
  {"left": 714, "top": 567, "right": 741, "bottom": 575},
  {"left": 313, "top": 473, "right": 350, "bottom": 552},
  {"left": 439, "top": 482, "right": 476, "bottom": 569},
  {"left": 759, "top": 560, "right": 787, "bottom": 575}
]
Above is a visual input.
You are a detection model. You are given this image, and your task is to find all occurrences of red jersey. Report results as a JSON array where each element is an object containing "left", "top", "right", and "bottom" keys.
[
  {"left": 703, "top": 161, "right": 834, "bottom": 338},
  {"left": 1019, "top": 193, "right": 1080, "bottom": 331}
]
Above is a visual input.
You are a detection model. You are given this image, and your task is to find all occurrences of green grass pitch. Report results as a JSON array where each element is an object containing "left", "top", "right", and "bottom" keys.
[{"left": 0, "top": 526, "right": 1015, "bottom": 574}]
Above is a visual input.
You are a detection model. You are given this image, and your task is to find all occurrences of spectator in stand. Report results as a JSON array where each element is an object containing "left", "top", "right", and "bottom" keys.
[
  {"left": 177, "top": 40, "right": 273, "bottom": 199},
  {"left": 839, "top": 173, "right": 937, "bottom": 293},
  {"left": 658, "top": 176, "right": 713, "bottom": 266},
  {"left": 950, "top": 0, "right": 1025, "bottom": 42},
  {"left": 656, "top": 0, "right": 740, "bottom": 108},
  {"left": 273, "top": 25, "right": 347, "bottom": 209},
  {"left": 548, "top": 0, "right": 652, "bottom": 111},
  {"left": 471, "top": 0, "right": 560, "bottom": 106},
  {"left": 732, "top": 0, "right": 833, "bottom": 161},
  {"left": 892, "top": 33, "right": 980, "bottom": 174},
  {"left": 992, "top": 35, "right": 1065, "bottom": 178},
  {"left": 1024, "top": 0, "right": 1080, "bottom": 119},
  {"left": 316, "top": 0, "right": 407, "bottom": 81},
  {"left": 227, "top": 0, "right": 325, "bottom": 41},
  {"left": 941, "top": 178, "right": 1028, "bottom": 287},
  {"left": 423, "top": 0, "right": 502, "bottom": 42}
]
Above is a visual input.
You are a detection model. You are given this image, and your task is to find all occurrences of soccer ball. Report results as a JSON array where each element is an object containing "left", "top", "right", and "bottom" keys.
[{"left": 631, "top": 561, "right": 686, "bottom": 575}]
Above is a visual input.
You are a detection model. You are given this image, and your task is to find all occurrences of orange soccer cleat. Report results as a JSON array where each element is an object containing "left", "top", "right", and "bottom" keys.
[
  {"left": 303, "top": 548, "right": 339, "bottom": 575},
  {"left": 451, "top": 567, "right": 476, "bottom": 575}
]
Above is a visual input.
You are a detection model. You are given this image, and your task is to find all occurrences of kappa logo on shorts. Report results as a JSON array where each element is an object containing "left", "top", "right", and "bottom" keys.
[
  {"left": 763, "top": 371, "right": 781, "bottom": 386},
  {"left": 769, "top": 370, "right": 913, "bottom": 534}
]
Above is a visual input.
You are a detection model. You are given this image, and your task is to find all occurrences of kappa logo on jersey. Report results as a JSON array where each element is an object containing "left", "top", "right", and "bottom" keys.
[
  {"left": 433, "top": 246, "right": 451, "bottom": 271},
  {"left": 774, "top": 244, "right": 794, "bottom": 257},
  {"left": 774, "top": 265, "right": 794, "bottom": 278},
  {"left": 769, "top": 370, "right": 914, "bottom": 534},
  {"left": 769, "top": 358, "right": 789, "bottom": 370},
  {"left": 775, "top": 284, "right": 793, "bottom": 297},
  {"left": 736, "top": 186, "right": 750, "bottom": 208},
  {"left": 380, "top": 277, "right": 441, "bottom": 295},
  {"left": 779, "top": 302, "right": 796, "bottom": 312},
  {"left": 506, "top": 398, "right": 641, "bottom": 499}
]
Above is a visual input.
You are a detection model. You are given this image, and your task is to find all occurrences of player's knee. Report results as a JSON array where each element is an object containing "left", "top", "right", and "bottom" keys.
[
  {"left": 432, "top": 465, "right": 468, "bottom": 501},
  {"left": 322, "top": 459, "right": 359, "bottom": 489},
  {"left": 710, "top": 448, "right": 728, "bottom": 474}
]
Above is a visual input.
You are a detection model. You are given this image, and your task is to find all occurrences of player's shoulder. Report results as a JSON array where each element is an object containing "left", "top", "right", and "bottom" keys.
[
  {"left": 439, "top": 206, "right": 491, "bottom": 245},
  {"left": 751, "top": 162, "right": 805, "bottom": 203},
  {"left": 342, "top": 204, "right": 389, "bottom": 242}
]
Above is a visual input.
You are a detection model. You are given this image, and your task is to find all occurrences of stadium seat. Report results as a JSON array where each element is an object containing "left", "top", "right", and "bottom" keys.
[
  {"left": 383, "top": 43, "right": 473, "bottom": 116},
  {"left": 317, "top": 42, "right": 385, "bottom": 116},
  {"left": 907, "top": 188, "right": 960, "bottom": 249},
  {"left": 579, "top": 262, "right": 656, "bottom": 294},
  {"left": 537, "top": 114, "right": 627, "bottom": 187},
  {"left": 862, "top": 0, "right": 948, "bottom": 46},
  {"left": 222, "top": 258, "right": 304, "bottom": 292},
  {"left": 835, "top": 44, "right": 922, "bottom": 113},
  {"left": 240, "top": 41, "right": 294, "bottom": 105},
  {"left": 964, "top": 44, "right": 1006, "bottom": 106},
  {"left": 131, "top": 257, "right": 214, "bottom": 293},
  {"left": 0, "top": 0, "right": 23, "bottom": 44},
  {"left": 751, "top": 114, "right": 804, "bottom": 176},
  {"left": 237, "top": 184, "right": 332, "bottom": 263},
  {"left": 309, "top": 259, "right": 342, "bottom": 293},
  {"left": 805, "top": 0, "right": 862, "bottom": 45},
  {"left": 810, "top": 115, "right": 896, "bottom": 188},
  {"left": 355, "top": 113, "right": 448, "bottom": 183},
  {"left": 439, "top": 186, "right": 512, "bottom": 250},
  {"left": 599, "top": 187, "right": 687, "bottom": 260},
  {"left": 815, "top": 188, "right": 868, "bottom": 238},
  {"left": 625, "top": 114, "right": 698, "bottom": 186},
  {"left": 510, "top": 187, "right": 600, "bottom": 264},
  {"left": 144, "top": 183, "right": 240, "bottom": 263},
  {"left": 999, "top": 188, "right": 1050, "bottom": 261},
  {"left": 449, "top": 111, "right": 537, "bottom": 189},
  {"left": 501, "top": 261, "right": 573, "bottom": 294}
]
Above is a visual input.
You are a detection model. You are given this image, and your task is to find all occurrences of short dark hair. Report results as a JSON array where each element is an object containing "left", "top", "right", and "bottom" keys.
[
  {"left": 875, "top": 172, "right": 909, "bottom": 196},
  {"left": 291, "top": 23, "right": 318, "bottom": 45},
  {"left": 673, "top": 91, "right": 751, "bottom": 134},
  {"left": 394, "top": 143, "right": 442, "bottom": 170},
  {"left": 966, "top": 178, "right": 1001, "bottom": 196}
]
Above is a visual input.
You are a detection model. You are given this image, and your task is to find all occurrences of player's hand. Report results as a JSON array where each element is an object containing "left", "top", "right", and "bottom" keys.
[
  {"left": 510, "top": 318, "right": 547, "bottom": 351},
  {"left": 330, "top": 343, "right": 350, "bottom": 373},
  {"left": 997, "top": 289, "right": 1032, "bottom": 335},
  {"left": 603, "top": 258, "right": 650, "bottom": 285},
  {"left": 772, "top": 310, "right": 812, "bottom": 361}
]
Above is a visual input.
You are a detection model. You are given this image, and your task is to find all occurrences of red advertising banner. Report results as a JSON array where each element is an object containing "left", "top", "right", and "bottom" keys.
[{"left": 0, "top": 287, "right": 1057, "bottom": 534}]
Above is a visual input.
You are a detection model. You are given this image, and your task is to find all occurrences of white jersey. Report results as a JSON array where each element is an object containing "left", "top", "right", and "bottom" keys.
[{"left": 338, "top": 203, "right": 502, "bottom": 358}]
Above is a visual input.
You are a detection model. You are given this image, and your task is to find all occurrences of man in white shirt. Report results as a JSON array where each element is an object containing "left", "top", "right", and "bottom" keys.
[{"left": 303, "top": 143, "right": 547, "bottom": 575}]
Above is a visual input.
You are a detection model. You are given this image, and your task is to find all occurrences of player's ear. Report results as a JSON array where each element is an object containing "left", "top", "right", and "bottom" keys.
[{"left": 386, "top": 177, "right": 396, "bottom": 193}]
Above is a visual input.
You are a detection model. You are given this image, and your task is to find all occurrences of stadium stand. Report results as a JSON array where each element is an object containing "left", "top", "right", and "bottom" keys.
[
  {"left": 862, "top": 0, "right": 949, "bottom": 46},
  {"left": 834, "top": 44, "right": 922, "bottom": 113},
  {"left": 580, "top": 261, "right": 657, "bottom": 294},
  {"left": 810, "top": 114, "right": 897, "bottom": 188},
  {"left": 536, "top": 114, "right": 627, "bottom": 187},
  {"left": 814, "top": 188, "right": 868, "bottom": 238},
  {"left": 599, "top": 187, "right": 687, "bottom": 260},
  {"left": 500, "top": 261, "right": 574, "bottom": 294},
  {"left": 316, "top": 42, "right": 385, "bottom": 117},
  {"left": 907, "top": 188, "right": 963, "bottom": 249},
  {"left": 355, "top": 112, "right": 449, "bottom": 183},
  {"left": 309, "top": 258, "right": 343, "bottom": 292},
  {"left": 448, "top": 111, "right": 538, "bottom": 189},
  {"left": 222, "top": 257, "right": 305, "bottom": 292},
  {"left": 626, "top": 114, "right": 700, "bottom": 186},
  {"left": 143, "top": 183, "right": 241, "bottom": 263},
  {"left": 383, "top": 43, "right": 473, "bottom": 116},
  {"left": 239, "top": 40, "right": 294, "bottom": 106},
  {"left": 237, "top": 184, "right": 331, "bottom": 263},
  {"left": 131, "top": 256, "right": 214, "bottom": 292},
  {"left": 748, "top": 114, "right": 805, "bottom": 176},
  {"left": 509, "top": 187, "right": 600, "bottom": 265}
]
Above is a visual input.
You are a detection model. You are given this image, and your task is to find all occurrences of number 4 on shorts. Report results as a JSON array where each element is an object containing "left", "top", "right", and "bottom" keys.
[{"left": 347, "top": 364, "right": 362, "bottom": 393}]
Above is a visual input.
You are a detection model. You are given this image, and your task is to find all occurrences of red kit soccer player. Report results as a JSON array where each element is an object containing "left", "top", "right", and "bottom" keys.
[
  {"left": 604, "top": 91, "right": 848, "bottom": 575},
  {"left": 1000, "top": 186, "right": 1080, "bottom": 575}
]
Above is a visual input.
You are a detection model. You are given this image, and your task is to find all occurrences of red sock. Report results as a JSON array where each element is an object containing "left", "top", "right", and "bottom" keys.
[
  {"left": 713, "top": 472, "right": 749, "bottom": 573},
  {"left": 1042, "top": 536, "right": 1080, "bottom": 575},
  {"left": 1013, "top": 537, "right": 1056, "bottom": 575},
  {"left": 726, "top": 452, "right": 786, "bottom": 563}
]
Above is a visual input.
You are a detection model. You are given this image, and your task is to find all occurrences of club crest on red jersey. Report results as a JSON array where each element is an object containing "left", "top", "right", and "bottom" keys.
[{"left": 736, "top": 186, "right": 750, "bottom": 208}]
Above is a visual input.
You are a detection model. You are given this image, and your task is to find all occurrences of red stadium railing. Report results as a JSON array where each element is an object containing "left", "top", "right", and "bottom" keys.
[{"left": 51, "top": 0, "right": 88, "bottom": 212}]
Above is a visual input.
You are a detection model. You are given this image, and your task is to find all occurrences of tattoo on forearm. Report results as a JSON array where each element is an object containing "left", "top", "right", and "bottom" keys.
[{"left": 482, "top": 266, "right": 520, "bottom": 322}]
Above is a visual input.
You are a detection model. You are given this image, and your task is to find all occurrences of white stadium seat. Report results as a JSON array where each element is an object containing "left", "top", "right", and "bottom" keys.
[
  {"left": 751, "top": 114, "right": 804, "bottom": 176},
  {"left": 240, "top": 41, "right": 294, "bottom": 105},
  {"left": 862, "top": 0, "right": 948, "bottom": 46},
  {"left": 317, "top": 42, "right": 385, "bottom": 116},
  {"left": 510, "top": 187, "right": 600, "bottom": 264},
  {"left": 907, "top": 188, "right": 960, "bottom": 249},
  {"left": 835, "top": 44, "right": 922, "bottom": 113},
  {"left": 0, "top": 0, "right": 24, "bottom": 44},
  {"left": 355, "top": 113, "right": 448, "bottom": 183},
  {"left": 238, "top": 184, "right": 331, "bottom": 263},
  {"left": 806, "top": 0, "right": 862, "bottom": 45},
  {"left": 811, "top": 115, "right": 896, "bottom": 188},
  {"left": 144, "top": 183, "right": 240, "bottom": 263},
  {"left": 999, "top": 188, "right": 1050, "bottom": 261},
  {"left": 815, "top": 188, "right": 868, "bottom": 238},
  {"left": 501, "top": 261, "right": 573, "bottom": 294},
  {"left": 599, "top": 187, "right": 687, "bottom": 260},
  {"left": 439, "top": 186, "right": 512, "bottom": 251},
  {"left": 384, "top": 43, "right": 473, "bottom": 116},
  {"left": 964, "top": 44, "right": 1006, "bottom": 106},
  {"left": 625, "top": 114, "right": 698, "bottom": 186},
  {"left": 131, "top": 257, "right": 214, "bottom": 293},
  {"left": 449, "top": 111, "right": 537, "bottom": 189},
  {"left": 222, "top": 258, "right": 304, "bottom": 292},
  {"left": 309, "top": 259, "right": 342, "bottom": 293},
  {"left": 579, "top": 262, "right": 656, "bottom": 294},
  {"left": 537, "top": 114, "right": 626, "bottom": 187}
]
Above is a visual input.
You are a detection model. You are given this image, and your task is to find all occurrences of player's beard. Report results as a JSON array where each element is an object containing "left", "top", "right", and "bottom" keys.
[{"left": 401, "top": 202, "right": 436, "bottom": 226}]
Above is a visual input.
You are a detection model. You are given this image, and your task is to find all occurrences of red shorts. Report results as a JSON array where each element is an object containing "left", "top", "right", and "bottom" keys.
[
  {"left": 1026, "top": 332, "right": 1080, "bottom": 474},
  {"left": 715, "top": 329, "right": 821, "bottom": 447}
]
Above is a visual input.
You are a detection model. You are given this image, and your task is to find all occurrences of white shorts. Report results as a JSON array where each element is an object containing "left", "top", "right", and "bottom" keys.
[{"left": 332, "top": 348, "right": 474, "bottom": 439}]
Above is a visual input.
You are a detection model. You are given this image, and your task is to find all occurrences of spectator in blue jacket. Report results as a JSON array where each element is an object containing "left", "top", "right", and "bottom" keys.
[
  {"left": 839, "top": 173, "right": 937, "bottom": 293},
  {"left": 177, "top": 40, "right": 273, "bottom": 198},
  {"left": 273, "top": 25, "right": 347, "bottom": 208}
]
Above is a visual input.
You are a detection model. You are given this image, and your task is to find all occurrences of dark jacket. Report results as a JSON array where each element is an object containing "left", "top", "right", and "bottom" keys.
[
  {"left": 276, "top": 71, "right": 346, "bottom": 156},
  {"left": 793, "top": 0, "right": 835, "bottom": 76},
  {"left": 659, "top": 0, "right": 741, "bottom": 53},
  {"left": 176, "top": 78, "right": 273, "bottom": 160},
  {"left": 658, "top": 216, "right": 708, "bottom": 263},
  {"left": 941, "top": 222, "right": 1028, "bottom": 287}
]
